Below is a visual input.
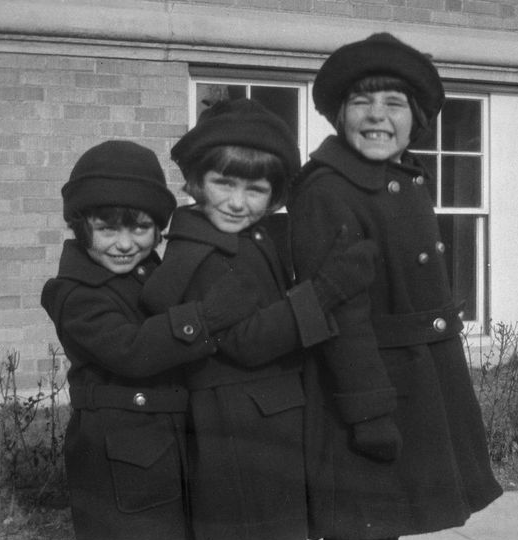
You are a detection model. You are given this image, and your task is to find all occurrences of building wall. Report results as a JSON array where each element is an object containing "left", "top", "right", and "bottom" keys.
[
  {"left": 1, "top": 0, "right": 518, "bottom": 387},
  {"left": 0, "top": 49, "right": 191, "bottom": 389}
]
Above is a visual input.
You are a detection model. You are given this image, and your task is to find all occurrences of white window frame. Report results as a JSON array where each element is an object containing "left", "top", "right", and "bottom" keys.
[
  {"left": 188, "top": 76, "right": 309, "bottom": 158},
  {"left": 412, "top": 92, "right": 489, "bottom": 330}
]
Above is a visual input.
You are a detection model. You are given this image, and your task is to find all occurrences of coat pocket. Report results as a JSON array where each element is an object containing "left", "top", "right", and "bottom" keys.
[
  {"left": 244, "top": 373, "right": 306, "bottom": 416},
  {"left": 106, "top": 419, "right": 181, "bottom": 513}
]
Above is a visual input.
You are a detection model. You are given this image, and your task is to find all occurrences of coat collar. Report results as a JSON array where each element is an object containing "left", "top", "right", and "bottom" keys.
[
  {"left": 165, "top": 205, "right": 267, "bottom": 255},
  {"left": 56, "top": 239, "right": 159, "bottom": 287},
  {"left": 308, "top": 135, "right": 425, "bottom": 192}
]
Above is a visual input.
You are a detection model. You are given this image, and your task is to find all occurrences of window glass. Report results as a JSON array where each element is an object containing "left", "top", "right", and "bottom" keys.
[
  {"left": 195, "top": 83, "right": 246, "bottom": 119},
  {"left": 441, "top": 155, "right": 482, "bottom": 207},
  {"left": 441, "top": 99, "right": 481, "bottom": 152},
  {"left": 437, "top": 214, "right": 478, "bottom": 320},
  {"left": 250, "top": 86, "right": 299, "bottom": 139}
]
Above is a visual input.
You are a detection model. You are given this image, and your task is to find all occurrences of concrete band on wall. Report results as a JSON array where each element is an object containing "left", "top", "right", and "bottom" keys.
[{"left": 1, "top": 1, "right": 518, "bottom": 77}]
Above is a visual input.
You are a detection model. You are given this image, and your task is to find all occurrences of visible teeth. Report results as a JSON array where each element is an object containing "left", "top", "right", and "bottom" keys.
[{"left": 364, "top": 131, "right": 390, "bottom": 140}]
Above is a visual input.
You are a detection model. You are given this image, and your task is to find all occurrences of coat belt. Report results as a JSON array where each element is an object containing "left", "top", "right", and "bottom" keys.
[
  {"left": 372, "top": 304, "right": 464, "bottom": 348},
  {"left": 69, "top": 384, "right": 188, "bottom": 413}
]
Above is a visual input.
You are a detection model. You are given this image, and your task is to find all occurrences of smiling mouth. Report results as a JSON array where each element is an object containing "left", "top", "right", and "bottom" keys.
[
  {"left": 109, "top": 254, "right": 136, "bottom": 263},
  {"left": 362, "top": 131, "right": 392, "bottom": 141}
]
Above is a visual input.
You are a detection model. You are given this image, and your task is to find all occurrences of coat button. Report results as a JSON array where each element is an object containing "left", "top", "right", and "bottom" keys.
[
  {"left": 183, "top": 324, "right": 195, "bottom": 336},
  {"left": 387, "top": 180, "right": 401, "bottom": 194},
  {"left": 417, "top": 252, "right": 429, "bottom": 265},
  {"left": 433, "top": 318, "right": 447, "bottom": 332},
  {"left": 136, "top": 266, "right": 146, "bottom": 276},
  {"left": 253, "top": 230, "right": 263, "bottom": 241},
  {"left": 435, "top": 241, "right": 445, "bottom": 254},
  {"left": 413, "top": 175, "right": 425, "bottom": 186},
  {"left": 133, "top": 392, "right": 147, "bottom": 407}
]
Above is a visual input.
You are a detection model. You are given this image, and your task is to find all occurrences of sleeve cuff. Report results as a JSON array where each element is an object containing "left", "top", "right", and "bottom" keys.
[
  {"left": 168, "top": 301, "right": 213, "bottom": 346},
  {"left": 287, "top": 280, "right": 334, "bottom": 347}
]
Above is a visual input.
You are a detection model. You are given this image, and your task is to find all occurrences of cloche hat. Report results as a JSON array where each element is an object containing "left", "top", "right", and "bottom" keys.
[
  {"left": 62, "top": 140, "right": 176, "bottom": 229},
  {"left": 313, "top": 32, "right": 445, "bottom": 125}
]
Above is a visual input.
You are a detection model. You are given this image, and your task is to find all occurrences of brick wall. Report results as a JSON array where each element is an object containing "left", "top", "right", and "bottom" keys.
[
  {"left": 0, "top": 51, "right": 190, "bottom": 389},
  {"left": 177, "top": 0, "right": 518, "bottom": 31}
]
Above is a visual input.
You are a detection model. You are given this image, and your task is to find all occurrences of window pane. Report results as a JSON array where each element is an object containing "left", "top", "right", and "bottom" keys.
[
  {"left": 195, "top": 84, "right": 246, "bottom": 119},
  {"left": 441, "top": 155, "right": 481, "bottom": 207},
  {"left": 437, "top": 215, "right": 478, "bottom": 320},
  {"left": 441, "top": 99, "right": 481, "bottom": 152},
  {"left": 409, "top": 115, "right": 437, "bottom": 151},
  {"left": 251, "top": 86, "right": 299, "bottom": 139},
  {"left": 413, "top": 153, "right": 438, "bottom": 204}
]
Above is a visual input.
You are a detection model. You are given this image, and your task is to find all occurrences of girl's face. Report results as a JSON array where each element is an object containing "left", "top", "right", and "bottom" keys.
[
  {"left": 341, "top": 90, "right": 413, "bottom": 163},
  {"left": 86, "top": 211, "right": 156, "bottom": 274},
  {"left": 200, "top": 170, "right": 272, "bottom": 233}
]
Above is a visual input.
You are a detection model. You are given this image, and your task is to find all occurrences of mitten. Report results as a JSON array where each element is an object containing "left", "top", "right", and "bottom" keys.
[
  {"left": 312, "top": 226, "right": 378, "bottom": 313},
  {"left": 352, "top": 415, "right": 402, "bottom": 462},
  {"left": 200, "top": 270, "right": 259, "bottom": 333}
]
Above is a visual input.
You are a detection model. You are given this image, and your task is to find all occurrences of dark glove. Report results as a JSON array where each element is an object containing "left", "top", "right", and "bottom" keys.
[
  {"left": 312, "top": 226, "right": 378, "bottom": 313},
  {"left": 200, "top": 270, "right": 259, "bottom": 333},
  {"left": 352, "top": 415, "right": 402, "bottom": 462}
]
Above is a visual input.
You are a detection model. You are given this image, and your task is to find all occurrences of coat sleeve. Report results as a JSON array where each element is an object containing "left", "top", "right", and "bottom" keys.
[
  {"left": 58, "top": 286, "right": 216, "bottom": 378},
  {"left": 143, "top": 238, "right": 335, "bottom": 368},
  {"left": 289, "top": 172, "right": 396, "bottom": 423}
]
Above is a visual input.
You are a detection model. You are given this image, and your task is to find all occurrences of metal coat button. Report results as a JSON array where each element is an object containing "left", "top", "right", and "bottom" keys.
[
  {"left": 413, "top": 175, "right": 425, "bottom": 186},
  {"left": 417, "top": 252, "right": 429, "bottom": 265},
  {"left": 433, "top": 318, "right": 447, "bottom": 332},
  {"left": 387, "top": 180, "right": 401, "bottom": 194},
  {"left": 183, "top": 324, "right": 195, "bottom": 336},
  {"left": 133, "top": 393, "right": 147, "bottom": 407},
  {"left": 435, "top": 241, "right": 446, "bottom": 254},
  {"left": 136, "top": 266, "right": 146, "bottom": 276},
  {"left": 253, "top": 230, "right": 263, "bottom": 241}
]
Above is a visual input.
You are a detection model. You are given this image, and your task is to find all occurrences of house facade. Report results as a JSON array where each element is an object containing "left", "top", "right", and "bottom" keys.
[{"left": 1, "top": 0, "right": 517, "bottom": 388}]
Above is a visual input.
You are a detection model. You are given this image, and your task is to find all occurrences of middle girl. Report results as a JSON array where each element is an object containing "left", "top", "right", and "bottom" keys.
[{"left": 142, "top": 98, "right": 376, "bottom": 540}]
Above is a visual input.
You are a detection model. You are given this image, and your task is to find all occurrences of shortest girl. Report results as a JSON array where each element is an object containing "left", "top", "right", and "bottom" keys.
[
  {"left": 142, "top": 99, "right": 377, "bottom": 540},
  {"left": 41, "top": 140, "right": 260, "bottom": 540}
]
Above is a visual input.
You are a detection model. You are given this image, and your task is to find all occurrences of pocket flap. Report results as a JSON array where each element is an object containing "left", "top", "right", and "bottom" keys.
[
  {"left": 245, "top": 374, "right": 305, "bottom": 416},
  {"left": 106, "top": 421, "right": 174, "bottom": 468}
]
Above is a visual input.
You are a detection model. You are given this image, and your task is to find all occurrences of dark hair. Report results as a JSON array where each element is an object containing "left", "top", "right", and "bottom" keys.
[
  {"left": 336, "top": 74, "right": 429, "bottom": 140},
  {"left": 184, "top": 145, "right": 288, "bottom": 213},
  {"left": 67, "top": 206, "right": 161, "bottom": 249}
]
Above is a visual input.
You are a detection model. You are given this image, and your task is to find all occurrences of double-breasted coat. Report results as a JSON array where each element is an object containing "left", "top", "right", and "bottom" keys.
[
  {"left": 41, "top": 239, "right": 218, "bottom": 540},
  {"left": 141, "top": 206, "right": 335, "bottom": 540},
  {"left": 288, "top": 136, "right": 502, "bottom": 539}
]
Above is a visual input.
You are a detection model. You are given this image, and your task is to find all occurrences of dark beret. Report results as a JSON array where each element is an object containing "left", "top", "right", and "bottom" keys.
[
  {"left": 313, "top": 32, "right": 445, "bottom": 124},
  {"left": 171, "top": 98, "right": 301, "bottom": 179}
]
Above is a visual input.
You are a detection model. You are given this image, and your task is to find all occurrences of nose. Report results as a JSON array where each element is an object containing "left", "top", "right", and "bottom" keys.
[
  {"left": 367, "top": 101, "right": 386, "bottom": 120},
  {"left": 115, "top": 229, "right": 133, "bottom": 252},
  {"left": 228, "top": 188, "right": 245, "bottom": 211}
]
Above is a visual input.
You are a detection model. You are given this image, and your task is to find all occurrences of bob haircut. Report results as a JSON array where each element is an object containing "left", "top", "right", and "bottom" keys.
[
  {"left": 335, "top": 74, "right": 429, "bottom": 142},
  {"left": 184, "top": 145, "right": 288, "bottom": 214},
  {"left": 67, "top": 206, "right": 161, "bottom": 249}
]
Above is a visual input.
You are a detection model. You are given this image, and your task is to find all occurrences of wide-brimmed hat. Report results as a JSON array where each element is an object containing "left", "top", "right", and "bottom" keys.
[
  {"left": 171, "top": 98, "right": 301, "bottom": 179},
  {"left": 313, "top": 32, "right": 445, "bottom": 124},
  {"left": 63, "top": 140, "right": 176, "bottom": 229}
]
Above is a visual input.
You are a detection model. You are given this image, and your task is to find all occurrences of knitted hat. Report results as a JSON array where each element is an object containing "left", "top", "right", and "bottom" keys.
[
  {"left": 170, "top": 98, "right": 301, "bottom": 179},
  {"left": 62, "top": 140, "right": 176, "bottom": 229},
  {"left": 313, "top": 32, "right": 445, "bottom": 125}
]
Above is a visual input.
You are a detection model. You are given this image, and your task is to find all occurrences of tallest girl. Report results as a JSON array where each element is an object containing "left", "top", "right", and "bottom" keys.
[{"left": 288, "top": 32, "right": 502, "bottom": 540}]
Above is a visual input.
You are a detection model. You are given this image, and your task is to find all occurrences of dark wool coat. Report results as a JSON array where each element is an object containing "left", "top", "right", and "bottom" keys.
[
  {"left": 41, "top": 239, "right": 217, "bottom": 540},
  {"left": 288, "top": 136, "right": 502, "bottom": 540},
  {"left": 141, "top": 206, "right": 334, "bottom": 540}
]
